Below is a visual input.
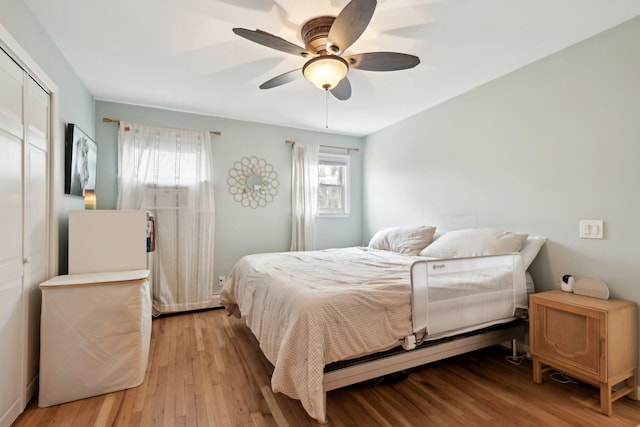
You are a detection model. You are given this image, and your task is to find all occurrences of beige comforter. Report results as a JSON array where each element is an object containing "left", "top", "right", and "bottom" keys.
[{"left": 220, "top": 247, "right": 419, "bottom": 421}]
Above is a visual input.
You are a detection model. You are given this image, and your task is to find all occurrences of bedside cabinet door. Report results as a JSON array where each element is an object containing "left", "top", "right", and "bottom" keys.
[{"left": 531, "top": 302, "right": 602, "bottom": 378}]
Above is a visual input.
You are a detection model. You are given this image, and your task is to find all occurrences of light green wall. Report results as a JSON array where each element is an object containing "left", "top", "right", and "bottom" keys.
[
  {"left": 1, "top": 0, "right": 96, "bottom": 274},
  {"left": 364, "top": 16, "right": 640, "bottom": 362},
  {"left": 1, "top": 0, "right": 363, "bottom": 280},
  {"left": 96, "top": 101, "right": 363, "bottom": 292}
]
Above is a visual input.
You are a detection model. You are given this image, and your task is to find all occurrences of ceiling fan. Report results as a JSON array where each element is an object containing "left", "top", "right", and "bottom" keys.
[{"left": 233, "top": 0, "right": 420, "bottom": 101}]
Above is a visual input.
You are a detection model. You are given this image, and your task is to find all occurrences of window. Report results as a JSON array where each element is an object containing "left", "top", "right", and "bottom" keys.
[
  {"left": 318, "top": 152, "right": 350, "bottom": 216},
  {"left": 153, "top": 150, "right": 198, "bottom": 186}
]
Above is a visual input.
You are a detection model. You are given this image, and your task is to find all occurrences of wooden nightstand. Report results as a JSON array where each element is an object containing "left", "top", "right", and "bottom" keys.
[{"left": 529, "top": 290, "right": 638, "bottom": 415}]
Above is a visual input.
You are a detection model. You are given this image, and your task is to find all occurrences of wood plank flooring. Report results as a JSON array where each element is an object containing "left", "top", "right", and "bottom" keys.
[{"left": 13, "top": 308, "right": 640, "bottom": 426}]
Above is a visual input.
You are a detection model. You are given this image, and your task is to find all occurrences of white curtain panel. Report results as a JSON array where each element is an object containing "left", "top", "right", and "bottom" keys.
[
  {"left": 117, "top": 121, "right": 215, "bottom": 314},
  {"left": 290, "top": 142, "right": 319, "bottom": 251}
]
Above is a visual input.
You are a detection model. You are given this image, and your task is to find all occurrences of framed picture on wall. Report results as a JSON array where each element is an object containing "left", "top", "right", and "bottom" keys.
[{"left": 64, "top": 123, "right": 98, "bottom": 196}]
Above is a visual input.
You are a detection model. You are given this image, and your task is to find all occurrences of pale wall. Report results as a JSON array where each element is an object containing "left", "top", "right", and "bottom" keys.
[
  {"left": 364, "top": 17, "right": 640, "bottom": 360},
  {"left": 96, "top": 101, "right": 363, "bottom": 293},
  {"left": 0, "top": 0, "right": 365, "bottom": 282}
]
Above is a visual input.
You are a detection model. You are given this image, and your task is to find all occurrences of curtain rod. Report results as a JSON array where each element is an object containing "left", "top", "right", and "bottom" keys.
[
  {"left": 285, "top": 140, "right": 359, "bottom": 152},
  {"left": 102, "top": 117, "right": 221, "bottom": 136}
]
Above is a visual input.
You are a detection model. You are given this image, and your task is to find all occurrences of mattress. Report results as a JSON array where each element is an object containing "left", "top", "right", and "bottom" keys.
[{"left": 220, "top": 247, "right": 524, "bottom": 420}]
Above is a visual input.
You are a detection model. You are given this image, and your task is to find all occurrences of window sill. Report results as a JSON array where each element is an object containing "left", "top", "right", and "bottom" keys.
[{"left": 318, "top": 213, "right": 351, "bottom": 218}]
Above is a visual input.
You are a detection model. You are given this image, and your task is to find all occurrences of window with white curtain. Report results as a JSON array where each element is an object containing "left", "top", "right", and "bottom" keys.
[
  {"left": 117, "top": 121, "right": 215, "bottom": 315},
  {"left": 153, "top": 150, "right": 198, "bottom": 186},
  {"left": 318, "top": 152, "right": 350, "bottom": 217}
]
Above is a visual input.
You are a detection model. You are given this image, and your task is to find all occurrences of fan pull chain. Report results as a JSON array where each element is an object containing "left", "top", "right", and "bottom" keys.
[{"left": 325, "top": 89, "right": 329, "bottom": 129}]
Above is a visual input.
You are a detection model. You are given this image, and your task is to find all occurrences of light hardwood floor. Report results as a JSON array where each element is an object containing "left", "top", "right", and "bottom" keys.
[{"left": 14, "top": 308, "right": 640, "bottom": 426}]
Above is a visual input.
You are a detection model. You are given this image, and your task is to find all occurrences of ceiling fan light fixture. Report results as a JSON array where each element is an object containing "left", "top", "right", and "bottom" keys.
[{"left": 303, "top": 55, "right": 348, "bottom": 90}]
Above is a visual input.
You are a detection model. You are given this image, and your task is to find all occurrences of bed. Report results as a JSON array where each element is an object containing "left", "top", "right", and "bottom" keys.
[{"left": 220, "top": 227, "right": 545, "bottom": 423}]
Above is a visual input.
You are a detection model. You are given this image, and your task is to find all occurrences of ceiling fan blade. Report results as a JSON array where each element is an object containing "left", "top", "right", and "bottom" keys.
[
  {"left": 233, "top": 28, "right": 312, "bottom": 58},
  {"left": 345, "top": 52, "right": 420, "bottom": 71},
  {"left": 327, "top": 0, "right": 376, "bottom": 54},
  {"left": 330, "top": 77, "right": 351, "bottom": 101},
  {"left": 259, "top": 69, "right": 301, "bottom": 89}
]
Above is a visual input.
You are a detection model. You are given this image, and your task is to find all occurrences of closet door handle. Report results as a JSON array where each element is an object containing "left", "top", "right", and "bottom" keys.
[{"left": 23, "top": 257, "right": 31, "bottom": 264}]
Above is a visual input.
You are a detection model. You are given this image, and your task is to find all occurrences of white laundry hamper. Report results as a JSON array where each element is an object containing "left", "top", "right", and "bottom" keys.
[{"left": 38, "top": 269, "right": 151, "bottom": 407}]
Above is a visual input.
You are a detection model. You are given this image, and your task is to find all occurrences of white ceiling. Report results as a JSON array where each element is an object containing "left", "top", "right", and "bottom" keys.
[{"left": 25, "top": 0, "right": 640, "bottom": 136}]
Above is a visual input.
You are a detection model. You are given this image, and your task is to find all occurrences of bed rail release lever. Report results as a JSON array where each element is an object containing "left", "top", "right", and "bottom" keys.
[{"left": 402, "top": 335, "right": 417, "bottom": 351}]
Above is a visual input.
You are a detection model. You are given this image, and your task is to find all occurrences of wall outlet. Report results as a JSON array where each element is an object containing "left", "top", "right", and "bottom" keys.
[{"left": 218, "top": 276, "right": 225, "bottom": 286}]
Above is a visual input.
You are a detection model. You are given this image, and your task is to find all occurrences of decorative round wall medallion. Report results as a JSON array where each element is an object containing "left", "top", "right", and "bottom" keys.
[{"left": 227, "top": 156, "right": 279, "bottom": 208}]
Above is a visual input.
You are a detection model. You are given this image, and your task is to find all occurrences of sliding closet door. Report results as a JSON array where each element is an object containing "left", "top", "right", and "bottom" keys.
[
  {"left": 0, "top": 49, "right": 26, "bottom": 427},
  {"left": 22, "top": 76, "right": 49, "bottom": 404}
]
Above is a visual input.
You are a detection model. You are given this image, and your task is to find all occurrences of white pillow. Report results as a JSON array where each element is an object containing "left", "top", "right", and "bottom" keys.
[
  {"left": 520, "top": 235, "right": 547, "bottom": 270},
  {"left": 368, "top": 225, "right": 437, "bottom": 255},
  {"left": 419, "top": 228, "right": 528, "bottom": 258}
]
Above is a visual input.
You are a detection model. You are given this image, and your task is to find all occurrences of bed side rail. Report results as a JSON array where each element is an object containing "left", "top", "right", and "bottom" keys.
[{"left": 410, "top": 253, "right": 526, "bottom": 337}]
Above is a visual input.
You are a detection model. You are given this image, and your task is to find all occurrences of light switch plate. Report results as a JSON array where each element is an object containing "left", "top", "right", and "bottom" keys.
[{"left": 579, "top": 220, "right": 604, "bottom": 239}]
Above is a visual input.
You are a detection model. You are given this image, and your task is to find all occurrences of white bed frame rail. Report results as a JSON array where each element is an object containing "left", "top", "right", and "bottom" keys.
[{"left": 411, "top": 253, "right": 527, "bottom": 336}]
